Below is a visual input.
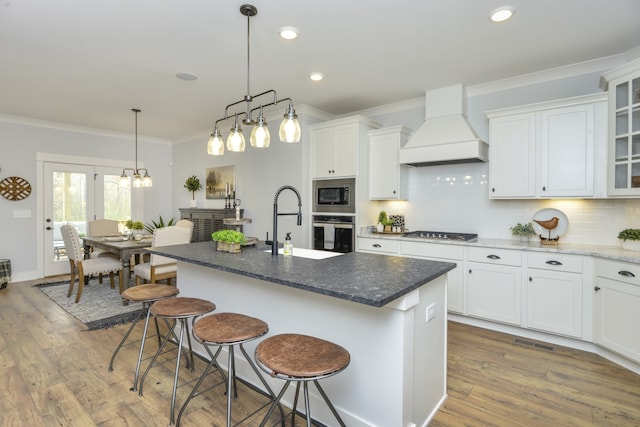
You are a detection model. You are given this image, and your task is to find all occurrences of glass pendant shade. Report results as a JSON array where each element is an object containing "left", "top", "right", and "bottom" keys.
[
  {"left": 250, "top": 109, "right": 270, "bottom": 148},
  {"left": 119, "top": 172, "right": 129, "bottom": 187},
  {"left": 279, "top": 111, "right": 301, "bottom": 143},
  {"left": 227, "top": 128, "right": 245, "bottom": 152},
  {"left": 141, "top": 172, "right": 153, "bottom": 187},
  {"left": 207, "top": 129, "right": 225, "bottom": 155},
  {"left": 132, "top": 174, "right": 143, "bottom": 188}
]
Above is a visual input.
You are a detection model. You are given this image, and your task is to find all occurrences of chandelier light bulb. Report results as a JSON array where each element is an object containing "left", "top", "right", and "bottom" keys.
[
  {"left": 279, "top": 102, "right": 301, "bottom": 143},
  {"left": 250, "top": 106, "right": 271, "bottom": 148},
  {"left": 227, "top": 116, "right": 246, "bottom": 152}
]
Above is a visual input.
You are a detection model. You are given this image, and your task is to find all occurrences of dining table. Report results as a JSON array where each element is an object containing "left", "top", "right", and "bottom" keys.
[{"left": 82, "top": 235, "right": 152, "bottom": 287}]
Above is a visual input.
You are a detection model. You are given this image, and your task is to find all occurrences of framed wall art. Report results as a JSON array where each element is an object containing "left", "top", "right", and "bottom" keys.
[{"left": 206, "top": 165, "right": 235, "bottom": 199}]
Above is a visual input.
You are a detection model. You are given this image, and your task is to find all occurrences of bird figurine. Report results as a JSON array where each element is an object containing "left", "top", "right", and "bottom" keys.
[{"left": 534, "top": 216, "right": 559, "bottom": 230}]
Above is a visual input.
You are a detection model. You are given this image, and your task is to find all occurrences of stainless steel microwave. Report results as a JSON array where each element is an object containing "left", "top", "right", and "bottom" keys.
[{"left": 312, "top": 178, "right": 355, "bottom": 213}]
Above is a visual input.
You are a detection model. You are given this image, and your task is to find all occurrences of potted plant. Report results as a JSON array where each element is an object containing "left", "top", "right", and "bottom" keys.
[
  {"left": 184, "top": 175, "right": 203, "bottom": 208},
  {"left": 618, "top": 228, "right": 640, "bottom": 251},
  {"left": 125, "top": 220, "right": 145, "bottom": 240},
  {"left": 144, "top": 215, "right": 175, "bottom": 234},
  {"left": 377, "top": 211, "right": 388, "bottom": 233},
  {"left": 509, "top": 222, "right": 537, "bottom": 241},
  {"left": 211, "top": 229, "right": 245, "bottom": 253}
]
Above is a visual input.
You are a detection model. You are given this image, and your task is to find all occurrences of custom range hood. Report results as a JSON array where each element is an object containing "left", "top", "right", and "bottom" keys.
[{"left": 398, "top": 84, "right": 488, "bottom": 167}]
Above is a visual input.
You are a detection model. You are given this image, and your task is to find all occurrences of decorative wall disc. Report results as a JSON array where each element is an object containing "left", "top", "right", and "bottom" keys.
[{"left": 0, "top": 176, "right": 32, "bottom": 201}]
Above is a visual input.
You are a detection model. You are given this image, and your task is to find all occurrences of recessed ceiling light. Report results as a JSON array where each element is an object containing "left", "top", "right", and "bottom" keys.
[
  {"left": 176, "top": 72, "right": 198, "bottom": 81},
  {"left": 490, "top": 6, "right": 515, "bottom": 22},
  {"left": 309, "top": 72, "right": 324, "bottom": 81},
  {"left": 279, "top": 26, "right": 299, "bottom": 40}
]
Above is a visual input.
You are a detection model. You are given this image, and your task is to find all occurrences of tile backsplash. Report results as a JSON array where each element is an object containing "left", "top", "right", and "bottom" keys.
[{"left": 376, "top": 162, "right": 638, "bottom": 247}]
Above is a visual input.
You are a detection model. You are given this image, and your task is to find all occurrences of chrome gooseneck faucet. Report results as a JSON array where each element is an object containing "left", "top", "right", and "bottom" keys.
[{"left": 271, "top": 185, "right": 302, "bottom": 255}]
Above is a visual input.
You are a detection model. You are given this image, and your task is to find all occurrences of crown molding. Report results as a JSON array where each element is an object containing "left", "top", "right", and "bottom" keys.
[{"left": 0, "top": 113, "right": 171, "bottom": 145}]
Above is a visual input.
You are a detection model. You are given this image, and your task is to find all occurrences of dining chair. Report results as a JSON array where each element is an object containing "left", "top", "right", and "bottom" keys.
[
  {"left": 87, "top": 219, "right": 121, "bottom": 282},
  {"left": 133, "top": 226, "right": 191, "bottom": 286},
  {"left": 175, "top": 219, "right": 194, "bottom": 242},
  {"left": 60, "top": 224, "right": 124, "bottom": 303}
]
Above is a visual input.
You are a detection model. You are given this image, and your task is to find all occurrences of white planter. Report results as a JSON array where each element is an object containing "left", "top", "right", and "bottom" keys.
[
  {"left": 190, "top": 199, "right": 197, "bottom": 208},
  {"left": 622, "top": 240, "right": 640, "bottom": 251}
]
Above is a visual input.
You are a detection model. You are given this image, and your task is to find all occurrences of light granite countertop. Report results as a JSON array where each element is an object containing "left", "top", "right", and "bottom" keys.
[{"left": 359, "top": 232, "right": 640, "bottom": 264}]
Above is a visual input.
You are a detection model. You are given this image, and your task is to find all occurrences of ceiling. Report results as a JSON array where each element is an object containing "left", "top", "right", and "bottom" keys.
[{"left": 1, "top": 0, "right": 639, "bottom": 142}]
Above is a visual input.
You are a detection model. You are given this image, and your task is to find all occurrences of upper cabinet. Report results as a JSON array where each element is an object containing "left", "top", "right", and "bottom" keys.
[
  {"left": 486, "top": 94, "right": 607, "bottom": 199},
  {"left": 368, "top": 126, "right": 411, "bottom": 200},
  {"left": 601, "top": 59, "right": 640, "bottom": 197},
  {"left": 309, "top": 116, "right": 379, "bottom": 179}
]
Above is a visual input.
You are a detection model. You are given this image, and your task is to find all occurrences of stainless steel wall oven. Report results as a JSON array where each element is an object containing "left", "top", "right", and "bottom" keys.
[{"left": 312, "top": 215, "right": 354, "bottom": 253}]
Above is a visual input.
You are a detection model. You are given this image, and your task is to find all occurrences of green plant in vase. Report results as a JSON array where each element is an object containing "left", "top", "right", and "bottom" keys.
[
  {"left": 184, "top": 175, "right": 202, "bottom": 207},
  {"left": 618, "top": 228, "right": 640, "bottom": 251},
  {"left": 509, "top": 222, "right": 536, "bottom": 241},
  {"left": 212, "top": 229, "right": 245, "bottom": 253}
]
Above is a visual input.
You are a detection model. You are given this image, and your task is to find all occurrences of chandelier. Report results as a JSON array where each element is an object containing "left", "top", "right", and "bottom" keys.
[
  {"left": 207, "top": 4, "right": 301, "bottom": 156},
  {"left": 119, "top": 108, "right": 152, "bottom": 188}
]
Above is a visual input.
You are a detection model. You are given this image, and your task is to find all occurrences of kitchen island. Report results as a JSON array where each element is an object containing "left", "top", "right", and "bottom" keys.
[{"left": 148, "top": 241, "right": 455, "bottom": 427}]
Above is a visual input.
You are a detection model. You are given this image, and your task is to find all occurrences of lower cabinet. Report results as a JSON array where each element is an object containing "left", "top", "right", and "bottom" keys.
[
  {"left": 400, "top": 241, "right": 465, "bottom": 314},
  {"left": 357, "top": 237, "right": 399, "bottom": 255},
  {"left": 179, "top": 208, "right": 239, "bottom": 243},
  {"left": 467, "top": 247, "right": 523, "bottom": 326},
  {"left": 594, "top": 259, "right": 640, "bottom": 364},
  {"left": 526, "top": 252, "right": 583, "bottom": 338}
]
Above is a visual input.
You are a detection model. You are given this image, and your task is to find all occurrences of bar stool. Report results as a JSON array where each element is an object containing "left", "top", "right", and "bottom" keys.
[
  {"left": 138, "top": 297, "right": 216, "bottom": 426},
  {"left": 176, "top": 312, "right": 283, "bottom": 427},
  {"left": 108, "top": 283, "right": 180, "bottom": 391},
  {"left": 255, "top": 333, "right": 350, "bottom": 427}
]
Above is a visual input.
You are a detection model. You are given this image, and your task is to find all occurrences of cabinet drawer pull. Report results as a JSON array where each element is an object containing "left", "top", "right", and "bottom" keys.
[
  {"left": 545, "top": 260, "right": 563, "bottom": 266},
  {"left": 487, "top": 254, "right": 501, "bottom": 260},
  {"left": 618, "top": 270, "right": 635, "bottom": 278},
  {"left": 372, "top": 244, "right": 381, "bottom": 248}
]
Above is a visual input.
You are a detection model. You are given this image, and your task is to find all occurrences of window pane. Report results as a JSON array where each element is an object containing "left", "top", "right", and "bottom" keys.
[
  {"left": 53, "top": 171, "right": 88, "bottom": 235},
  {"left": 103, "top": 174, "right": 131, "bottom": 221}
]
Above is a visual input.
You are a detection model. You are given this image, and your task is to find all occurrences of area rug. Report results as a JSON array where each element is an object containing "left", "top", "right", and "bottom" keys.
[{"left": 37, "top": 279, "right": 143, "bottom": 330}]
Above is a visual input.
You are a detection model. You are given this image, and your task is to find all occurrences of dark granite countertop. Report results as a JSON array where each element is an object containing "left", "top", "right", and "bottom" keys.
[{"left": 147, "top": 241, "right": 456, "bottom": 308}]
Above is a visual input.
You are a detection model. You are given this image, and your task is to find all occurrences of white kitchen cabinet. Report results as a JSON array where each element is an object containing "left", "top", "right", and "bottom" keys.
[
  {"left": 601, "top": 58, "right": 640, "bottom": 196},
  {"left": 486, "top": 94, "right": 607, "bottom": 199},
  {"left": 368, "top": 126, "right": 411, "bottom": 200},
  {"left": 400, "top": 241, "right": 465, "bottom": 314},
  {"left": 357, "top": 237, "right": 399, "bottom": 255},
  {"left": 309, "top": 116, "right": 379, "bottom": 179},
  {"left": 467, "top": 247, "right": 523, "bottom": 325},
  {"left": 526, "top": 252, "right": 583, "bottom": 338},
  {"left": 594, "top": 259, "right": 640, "bottom": 363}
]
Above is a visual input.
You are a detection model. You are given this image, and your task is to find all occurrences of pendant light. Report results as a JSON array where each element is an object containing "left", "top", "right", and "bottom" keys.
[
  {"left": 207, "top": 4, "right": 301, "bottom": 156},
  {"left": 119, "top": 108, "right": 152, "bottom": 188}
]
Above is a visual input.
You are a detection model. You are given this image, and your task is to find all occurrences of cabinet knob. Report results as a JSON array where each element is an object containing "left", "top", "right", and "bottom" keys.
[
  {"left": 618, "top": 270, "right": 635, "bottom": 278},
  {"left": 393, "top": 190, "right": 396, "bottom": 194},
  {"left": 542, "top": 186, "right": 546, "bottom": 191},
  {"left": 529, "top": 277, "right": 533, "bottom": 282},
  {"left": 491, "top": 188, "right": 496, "bottom": 192},
  {"left": 594, "top": 286, "right": 601, "bottom": 291},
  {"left": 468, "top": 269, "right": 472, "bottom": 274}
]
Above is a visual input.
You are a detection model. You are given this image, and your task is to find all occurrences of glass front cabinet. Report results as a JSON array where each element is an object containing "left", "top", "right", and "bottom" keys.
[{"left": 603, "top": 58, "right": 640, "bottom": 196}]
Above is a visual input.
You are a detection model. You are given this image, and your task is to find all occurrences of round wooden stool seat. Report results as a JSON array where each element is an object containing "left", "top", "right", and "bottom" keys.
[
  {"left": 256, "top": 333, "right": 350, "bottom": 378},
  {"left": 121, "top": 283, "right": 179, "bottom": 302},
  {"left": 193, "top": 312, "right": 268, "bottom": 344},
  {"left": 150, "top": 296, "right": 216, "bottom": 319}
]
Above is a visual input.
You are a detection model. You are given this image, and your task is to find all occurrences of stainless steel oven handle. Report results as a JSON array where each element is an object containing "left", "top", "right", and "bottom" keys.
[{"left": 313, "top": 223, "right": 354, "bottom": 229}]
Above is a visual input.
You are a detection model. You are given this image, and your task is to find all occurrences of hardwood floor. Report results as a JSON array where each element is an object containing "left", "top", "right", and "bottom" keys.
[{"left": 1, "top": 279, "right": 639, "bottom": 426}]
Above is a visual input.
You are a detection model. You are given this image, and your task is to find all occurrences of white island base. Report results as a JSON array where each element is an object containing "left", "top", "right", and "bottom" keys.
[{"left": 178, "top": 261, "right": 447, "bottom": 427}]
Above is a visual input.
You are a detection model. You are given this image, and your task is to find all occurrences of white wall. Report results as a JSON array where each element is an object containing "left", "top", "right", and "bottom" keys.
[{"left": 0, "top": 118, "right": 173, "bottom": 280}]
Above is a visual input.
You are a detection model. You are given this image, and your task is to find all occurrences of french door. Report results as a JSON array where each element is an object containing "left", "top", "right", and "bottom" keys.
[{"left": 43, "top": 162, "right": 133, "bottom": 276}]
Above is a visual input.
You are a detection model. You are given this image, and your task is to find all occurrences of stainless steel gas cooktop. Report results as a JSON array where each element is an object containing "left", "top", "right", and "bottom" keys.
[{"left": 402, "top": 231, "right": 478, "bottom": 242}]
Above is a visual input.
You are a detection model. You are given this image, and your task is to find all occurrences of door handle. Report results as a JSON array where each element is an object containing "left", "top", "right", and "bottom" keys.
[
  {"left": 46, "top": 226, "right": 52, "bottom": 231},
  {"left": 594, "top": 286, "right": 601, "bottom": 291}
]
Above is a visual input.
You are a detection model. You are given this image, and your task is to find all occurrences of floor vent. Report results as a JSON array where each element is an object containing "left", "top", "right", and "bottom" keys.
[{"left": 513, "top": 337, "right": 555, "bottom": 352}]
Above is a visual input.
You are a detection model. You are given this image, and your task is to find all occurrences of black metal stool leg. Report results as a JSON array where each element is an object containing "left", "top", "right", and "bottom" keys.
[
  {"left": 138, "top": 319, "right": 176, "bottom": 396},
  {"left": 131, "top": 303, "right": 154, "bottom": 391},
  {"left": 108, "top": 300, "right": 146, "bottom": 372},
  {"left": 303, "top": 382, "right": 312, "bottom": 427},
  {"left": 259, "top": 380, "right": 290, "bottom": 427}
]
